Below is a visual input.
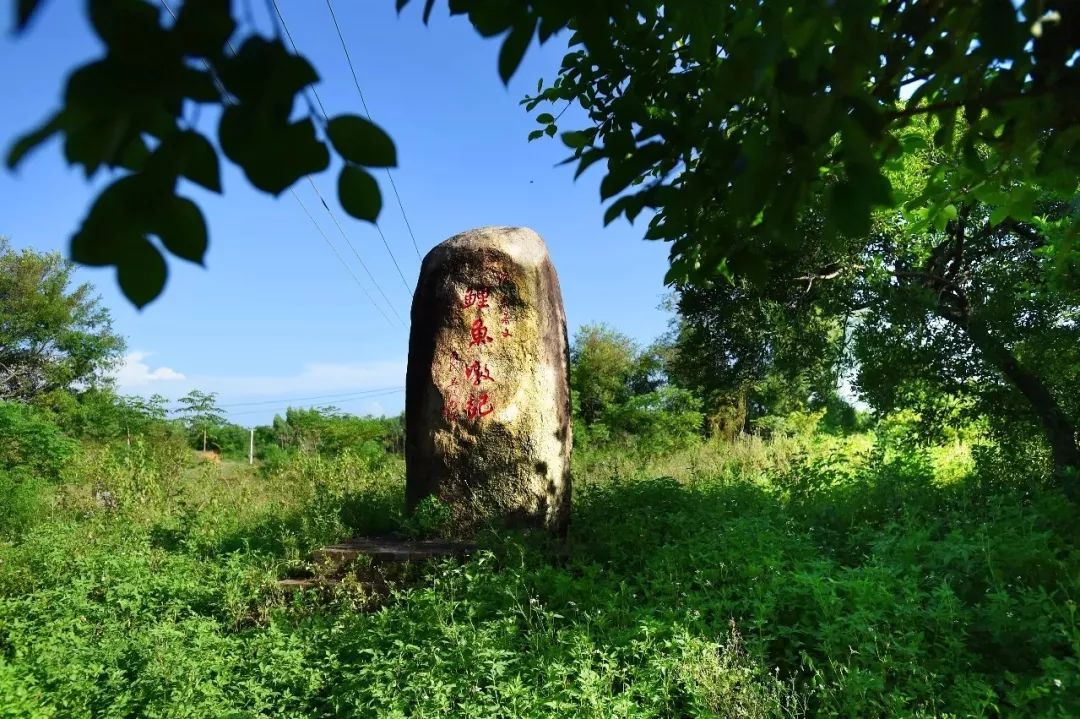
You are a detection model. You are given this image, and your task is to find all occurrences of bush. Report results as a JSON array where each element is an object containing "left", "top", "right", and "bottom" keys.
[
  {"left": 753, "top": 409, "right": 825, "bottom": 440},
  {"left": 402, "top": 495, "right": 453, "bottom": 539},
  {"left": 584, "top": 386, "right": 704, "bottom": 455},
  {"left": 0, "top": 401, "right": 74, "bottom": 479},
  {"left": 0, "top": 469, "right": 50, "bottom": 538}
]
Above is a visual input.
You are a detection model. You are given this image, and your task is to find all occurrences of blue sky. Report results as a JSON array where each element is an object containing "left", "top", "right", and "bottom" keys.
[{"left": 1, "top": 0, "right": 673, "bottom": 424}]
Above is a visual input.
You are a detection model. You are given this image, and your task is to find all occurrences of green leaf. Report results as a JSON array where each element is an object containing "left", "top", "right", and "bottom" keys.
[
  {"left": 600, "top": 158, "right": 639, "bottom": 201},
  {"left": 16, "top": 0, "right": 45, "bottom": 31},
  {"left": 561, "top": 130, "right": 591, "bottom": 149},
  {"left": 538, "top": 14, "right": 566, "bottom": 43},
  {"left": 217, "top": 37, "right": 318, "bottom": 118},
  {"left": 338, "top": 165, "right": 382, "bottom": 222},
  {"left": 180, "top": 67, "right": 221, "bottom": 103},
  {"left": 63, "top": 114, "right": 132, "bottom": 178},
  {"left": 326, "top": 115, "right": 397, "bottom": 168},
  {"left": 117, "top": 239, "right": 167, "bottom": 309},
  {"left": 64, "top": 59, "right": 130, "bottom": 108},
  {"left": 942, "top": 203, "right": 958, "bottom": 222},
  {"left": 1006, "top": 185, "right": 1038, "bottom": 221},
  {"left": 79, "top": 175, "right": 158, "bottom": 234},
  {"left": 220, "top": 110, "right": 329, "bottom": 194},
  {"left": 977, "top": 0, "right": 1023, "bottom": 58},
  {"left": 174, "top": 0, "right": 235, "bottom": 57},
  {"left": 544, "top": 124, "right": 557, "bottom": 137},
  {"left": 536, "top": 113, "right": 555, "bottom": 125},
  {"left": 70, "top": 226, "right": 134, "bottom": 267},
  {"left": 87, "top": 0, "right": 166, "bottom": 57},
  {"left": 468, "top": 2, "right": 516, "bottom": 36},
  {"left": 603, "top": 197, "right": 633, "bottom": 226},
  {"left": 528, "top": 129, "right": 544, "bottom": 142},
  {"left": 116, "top": 135, "right": 150, "bottom": 172},
  {"left": 150, "top": 131, "right": 222, "bottom": 192},
  {"left": 989, "top": 206, "right": 1010, "bottom": 226},
  {"left": 899, "top": 132, "right": 928, "bottom": 153},
  {"left": 155, "top": 197, "right": 208, "bottom": 265},
  {"left": 829, "top": 182, "right": 872, "bottom": 237},
  {"left": 498, "top": 18, "right": 535, "bottom": 85},
  {"left": 932, "top": 114, "right": 956, "bottom": 149},
  {"left": 573, "top": 149, "right": 605, "bottom": 179},
  {"left": 6, "top": 111, "right": 64, "bottom": 169}
]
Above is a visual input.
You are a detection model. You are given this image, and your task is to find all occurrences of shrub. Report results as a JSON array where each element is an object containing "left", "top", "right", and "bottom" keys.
[
  {"left": 0, "top": 401, "right": 74, "bottom": 479},
  {"left": 402, "top": 495, "right": 453, "bottom": 539}
]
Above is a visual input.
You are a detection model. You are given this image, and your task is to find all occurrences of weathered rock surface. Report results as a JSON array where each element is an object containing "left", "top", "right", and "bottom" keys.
[{"left": 406, "top": 226, "right": 572, "bottom": 534}]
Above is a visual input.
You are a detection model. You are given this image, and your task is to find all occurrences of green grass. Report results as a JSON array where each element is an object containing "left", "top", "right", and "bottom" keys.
[{"left": 1, "top": 435, "right": 1078, "bottom": 717}]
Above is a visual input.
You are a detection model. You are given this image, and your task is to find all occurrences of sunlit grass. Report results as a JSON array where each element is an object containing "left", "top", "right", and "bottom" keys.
[{"left": 1, "top": 434, "right": 1077, "bottom": 717}]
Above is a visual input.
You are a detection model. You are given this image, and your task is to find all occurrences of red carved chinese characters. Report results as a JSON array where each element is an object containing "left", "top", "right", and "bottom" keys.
[
  {"left": 470, "top": 317, "right": 494, "bottom": 346},
  {"left": 443, "top": 274, "right": 513, "bottom": 423},
  {"left": 465, "top": 360, "right": 494, "bottom": 386},
  {"left": 466, "top": 392, "right": 494, "bottom": 419},
  {"left": 461, "top": 287, "right": 490, "bottom": 309}
]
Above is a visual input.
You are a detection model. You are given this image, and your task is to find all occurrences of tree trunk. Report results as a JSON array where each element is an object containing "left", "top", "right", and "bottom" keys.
[{"left": 947, "top": 312, "right": 1080, "bottom": 500}]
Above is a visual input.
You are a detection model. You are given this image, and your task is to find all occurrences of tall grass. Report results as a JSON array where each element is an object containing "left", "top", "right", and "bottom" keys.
[{"left": 1, "top": 432, "right": 1077, "bottom": 717}]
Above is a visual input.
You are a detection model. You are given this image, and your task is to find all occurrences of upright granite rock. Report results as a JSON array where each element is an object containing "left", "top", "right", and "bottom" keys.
[{"left": 406, "top": 226, "right": 572, "bottom": 534}]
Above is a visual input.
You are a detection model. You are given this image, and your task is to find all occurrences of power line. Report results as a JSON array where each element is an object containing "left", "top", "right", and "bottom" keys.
[
  {"left": 324, "top": 0, "right": 425, "bottom": 262},
  {"left": 269, "top": 0, "right": 330, "bottom": 120},
  {"left": 164, "top": 386, "right": 404, "bottom": 412},
  {"left": 214, "top": 386, "right": 405, "bottom": 409},
  {"left": 160, "top": 0, "right": 399, "bottom": 328},
  {"left": 271, "top": 0, "right": 417, "bottom": 297},
  {"left": 306, "top": 177, "right": 408, "bottom": 328},
  {"left": 226, "top": 388, "right": 405, "bottom": 417},
  {"left": 292, "top": 187, "right": 397, "bottom": 327}
]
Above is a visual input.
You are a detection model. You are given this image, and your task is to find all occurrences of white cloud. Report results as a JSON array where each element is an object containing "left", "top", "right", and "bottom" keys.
[
  {"left": 114, "top": 351, "right": 186, "bottom": 390},
  {"left": 111, "top": 354, "right": 407, "bottom": 419}
]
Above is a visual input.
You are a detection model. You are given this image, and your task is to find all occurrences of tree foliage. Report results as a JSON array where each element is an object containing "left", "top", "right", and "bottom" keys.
[
  {"left": 0, "top": 238, "right": 125, "bottom": 402},
  {"left": 668, "top": 118, "right": 1080, "bottom": 496},
  {"left": 268, "top": 406, "right": 403, "bottom": 458},
  {"left": 9, "top": 0, "right": 397, "bottom": 307},
  {"left": 569, "top": 324, "right": 640, "bottom": 426},
  {"left": 569, "top": 323, "right": 701, "bottom": 451},
  {"left": 175, "top": 389, "right": 224, "bottom": 449},
  {"left": 520, "top": 0, "right": 1079, "bottom": 287},
  {"left": 0, "top": 401, "right": 75, "bottom": 479},
  {"left": 12, "top": 2, "right": 1076, "bottom": 305},
  {"left": 665, "top": 275, "right": 845, "bottom": 438}
]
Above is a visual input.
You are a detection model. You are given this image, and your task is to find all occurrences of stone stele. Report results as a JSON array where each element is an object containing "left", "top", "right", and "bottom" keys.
[{"left": 405, "top": 226, "right": 572, "bottom": 534}]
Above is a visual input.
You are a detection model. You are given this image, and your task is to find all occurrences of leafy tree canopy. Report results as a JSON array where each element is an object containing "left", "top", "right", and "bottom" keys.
[
  {"left": 521, "top": 0, "right": 1079, "bottom": 288},
  {"left": 9, "top": 1, "right": 1077, "bottom": 304},
  {"left": 175, "top": 389, "right": 224, "bottom": 449},
  {"left": 569, "top": 324, "right": 640, "bottom": 426},
  {"left": 676, "top": 118, "right": 1079, "bottom": 496},
  {"left": 9, "top": 0, "right": 398, "bottom": 307},
  {"left": 0, "top": 238, "right": 125, "bottom": 402},
  {"left": 665, "top": 274, "right": 844, "bottom": 438},
  {"left": 269, "top": 406, "right": 401, "bottom": 456},
  {"left": 569, "top": 323, "right": 701, "bottom": 451}
]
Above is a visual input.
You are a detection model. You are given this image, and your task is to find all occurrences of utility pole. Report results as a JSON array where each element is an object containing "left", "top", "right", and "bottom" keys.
[{"left": 249, "top": 428, "right": 255, "bottom": 465}]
